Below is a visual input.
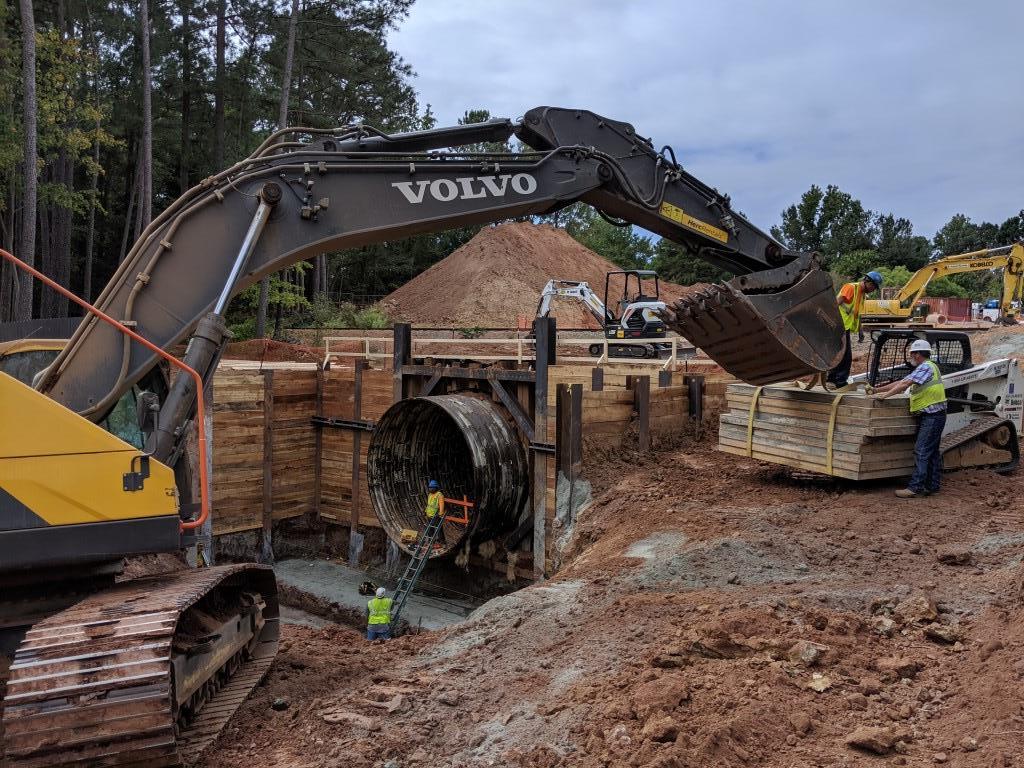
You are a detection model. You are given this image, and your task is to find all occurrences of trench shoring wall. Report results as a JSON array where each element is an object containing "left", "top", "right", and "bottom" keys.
[{"left": 207, "top": 359, "right": 729, "bottom": 575}]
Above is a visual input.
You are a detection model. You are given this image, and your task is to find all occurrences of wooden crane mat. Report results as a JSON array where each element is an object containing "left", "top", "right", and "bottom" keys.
[{"left": 718, "top": 383, "right": 919, "bottom": 480}]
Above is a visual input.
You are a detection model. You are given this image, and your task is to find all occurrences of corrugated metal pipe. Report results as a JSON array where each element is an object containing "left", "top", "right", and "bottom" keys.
[{"left": 367, "top": 394, "right": 527, "bottom": 557}]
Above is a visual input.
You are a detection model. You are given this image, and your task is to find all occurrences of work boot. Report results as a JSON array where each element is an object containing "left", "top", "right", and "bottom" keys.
[{"left": 894, "top": 488, "right": 922, "bottom": 498}]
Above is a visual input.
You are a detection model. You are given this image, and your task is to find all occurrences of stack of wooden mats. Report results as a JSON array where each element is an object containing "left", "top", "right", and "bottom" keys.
[{"left": 718, "top": 383, "right": 918, "bottom": 480}]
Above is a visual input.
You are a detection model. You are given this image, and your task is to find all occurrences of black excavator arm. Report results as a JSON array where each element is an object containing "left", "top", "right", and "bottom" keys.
[{"left": 37, "top": 106, "right": 844, "bottom": 461}]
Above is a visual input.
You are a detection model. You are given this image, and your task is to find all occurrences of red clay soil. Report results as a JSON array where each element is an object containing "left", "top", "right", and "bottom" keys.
[
  {"left": 201, "top": 426, "right": 1024, "bottom": 768},
  {"left": 223, "top": 338, "right": 323, "bottom": 363},
  {"left": 379, "top": 222, "right": 707, "bottom": 329}
]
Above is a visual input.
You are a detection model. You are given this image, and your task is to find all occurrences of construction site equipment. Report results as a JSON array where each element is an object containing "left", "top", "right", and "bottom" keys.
[
  {"left": 34, "top": 107, "right": 845, "bottom": 419},
  {"left": 367, "top": 395, "right": 526, "bottom": 558},
  {"left": 719, "top": 330, "right": 1022, "bottom": 478},
  {"left": 388, "top": 496, "right": 473, "bottom": 631},
  {"left": 535, "top": 270, "right": 670, "bottom": 359},
  {"left": 1, "top": 105, "right": 846, "bottom": 763},
  {"left": 862, "top": 243, "right": 1024, "bottom": 324},
  {"left": 0, "top": 252, "right": 280, "bottom": 768}
]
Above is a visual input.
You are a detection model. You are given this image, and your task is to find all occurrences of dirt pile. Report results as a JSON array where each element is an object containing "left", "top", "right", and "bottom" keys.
[
  {"left": 970, "top": 323, "right": 1024, "bottom": 361},
  {"left": 379, "top": 222, "right": 706, "bottom": 329},
  {"left": 223, "top": 339, "right": 323, "bottom": 363},
  {"left": 203, "top": 433, "right": 1024, "bottom": 768}
]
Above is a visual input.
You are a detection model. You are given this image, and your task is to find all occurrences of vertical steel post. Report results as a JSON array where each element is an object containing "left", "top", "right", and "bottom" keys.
[{"left": 532, "top": 316, "right": 555, "bottom": 580}]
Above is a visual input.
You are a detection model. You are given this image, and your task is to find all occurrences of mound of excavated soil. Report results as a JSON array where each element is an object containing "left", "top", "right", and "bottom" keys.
[
  {"left": 379, "top": 222, "right": 706, "bottom": 329},
  {"left": 970, "top": 322, "right": 1024, "bottom": 361},
  {"left": 203, "top": 434, "right": 1024, "bottom": 768},
  {"left": 223, "top": 339, "right": 323, "bottom": 363}
]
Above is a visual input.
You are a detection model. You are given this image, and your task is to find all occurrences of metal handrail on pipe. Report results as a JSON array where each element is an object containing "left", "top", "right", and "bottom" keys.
[{"left": 0, "top": 247, "right": 210, "bottom": 534}]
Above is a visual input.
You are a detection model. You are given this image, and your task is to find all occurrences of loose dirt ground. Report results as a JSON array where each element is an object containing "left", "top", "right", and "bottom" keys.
[
  {"left": 202, "top": 431, "right": 1024, "bottom": 768},
  {"left": 379, "top": 222, "right": 705, "bottom": 329},
  {"left": 223, "top": 338, "right": 324, "bottom": 363}
]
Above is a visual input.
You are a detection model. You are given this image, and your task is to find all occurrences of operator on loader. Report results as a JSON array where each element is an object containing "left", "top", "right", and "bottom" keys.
[
  {"left": 366, "top": 586, "right": 394, "bottom": 640},
  {"left": 828, "top": 271, "right": 883, "bottom": 387},
  {"left": 871, "top": 339, "right": 947, "bottom": 497}
]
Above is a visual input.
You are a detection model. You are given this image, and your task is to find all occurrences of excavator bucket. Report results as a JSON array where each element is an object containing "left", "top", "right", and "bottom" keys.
[{"left": 662, "top": 254, "right": 845, "bottom": 384}]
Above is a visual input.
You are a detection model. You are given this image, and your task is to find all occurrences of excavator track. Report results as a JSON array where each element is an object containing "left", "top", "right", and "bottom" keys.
[
  {"left": 941, "top": 415, "right": 1020, "bottom": 474},
  {"left": 1, "top": 564, "right": 278, "bottom": 768},
  {"left": 662, "top": 254, "right": 845, "bottom": 385}
]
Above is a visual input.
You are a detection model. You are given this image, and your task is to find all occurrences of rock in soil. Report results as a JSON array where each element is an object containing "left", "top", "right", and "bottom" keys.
[{"left": 845, "top": 726, "right": 901, "bottom": 754}]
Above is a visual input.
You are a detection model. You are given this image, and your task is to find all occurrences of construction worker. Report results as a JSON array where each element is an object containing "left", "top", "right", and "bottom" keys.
[
  {"left": 366, "top": 586, "right": 393, "bottom": 640},
  {"left": 425, "top": 479, "right": 445, "bottom": 520},
  {"left": 872, "top": 339, "right": 947, "bottom": 498},
  {"left": 828, "top": 271, "right": 883, "bottom": 388}
]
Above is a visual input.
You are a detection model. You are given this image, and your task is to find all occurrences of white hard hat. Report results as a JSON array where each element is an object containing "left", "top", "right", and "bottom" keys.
[
  {"left": 909, "top": 339, "right": 932, "bottom": 354},
  {"left": 375, "top": 587, "right": 386, "bottom": 598}
]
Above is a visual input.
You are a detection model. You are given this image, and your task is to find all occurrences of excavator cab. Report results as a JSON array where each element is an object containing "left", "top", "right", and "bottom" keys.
[{"left": 603, "top": 270, "right": 667, "bottom": 341}]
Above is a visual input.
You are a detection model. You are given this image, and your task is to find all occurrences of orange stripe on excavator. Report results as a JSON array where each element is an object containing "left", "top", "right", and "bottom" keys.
[{"left": 0, "top": 247, "right": 208, "bottom": 533}]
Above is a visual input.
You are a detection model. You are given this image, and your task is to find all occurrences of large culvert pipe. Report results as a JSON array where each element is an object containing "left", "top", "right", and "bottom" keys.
[{"left": 367, "top": 394, "right": 527, "bottom": 557}]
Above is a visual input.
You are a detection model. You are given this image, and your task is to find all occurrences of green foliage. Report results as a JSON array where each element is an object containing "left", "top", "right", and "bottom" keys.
[
  {"left": 924, "top": 277, "right": 968, "bottom": 298},
  {"left": 650, "top": 238, "right": 731, "bottom": 285},
  {"left": 931, "top": 212, "right": 1019, "bottom": 257},
  {"left": 228, "top": 316, "right": 258, "bottom": 341},
  {"left": 560, "top": 206, "right": 655, "bottom": 270},
  {"left": 344, "top": 304, "right": 391, "bottom": 330},
  {"left": 770, "top": 184, "right": 875, "bottom": 264},
  {"left": 831, "top": 249, "right": 880, "bottom": 281},
  {"left": 874, "top": 214, "right": 930, "bottom": 270},
  {"left": 230, "top": 265, "right": 310, "bottom": 332},
  {"left": 933, "top": 214, "right": 987, "bottom": 256},
  {"left": 876, "top": 265, "right": 914, "bottom": 291},
  {"left": 302, "top": 294, "right": 391, "bottom": 340},
  {"left": 771, "top": 185, "right": 938, "bottom": 274},
  {"left": 0, "top": 2, "right": 20, "bottom": 201},
  {"left": 998, "top": 211, "right": 1023, "bottom": 244},
  {"left": 873, "top": 264, "right": 986, "bottom": 302},
  {"left": 457, "top": 326, "right": 486, "bottom": 339}
]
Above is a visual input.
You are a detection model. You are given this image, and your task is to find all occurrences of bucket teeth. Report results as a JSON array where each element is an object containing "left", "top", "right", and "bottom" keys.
[{"left": 661, "top": 266, "right": 845, "bottom": 384}]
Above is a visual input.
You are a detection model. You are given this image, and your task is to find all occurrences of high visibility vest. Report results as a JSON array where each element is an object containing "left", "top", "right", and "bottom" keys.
[
  {"left": 837, "top": 282, "right": 863, "bottom": 332},
  {"left": 908, "top": 360, "right": 946, "bottom": 413},
  {"left": 367, "top": 597, "right": 392, "bottom": 625},
  {"left": 425, "top": 491, "right": 443, "bottom": 518}
]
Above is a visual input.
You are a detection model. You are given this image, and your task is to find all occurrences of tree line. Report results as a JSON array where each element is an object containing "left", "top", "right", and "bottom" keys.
[
  {"left": 652, "top": 184, "right": 1023, "bottom": 301},
  {"left": 2, "top": 1, "right": 1021, "bottom": 331},
  {"left": 0, "top": 0, "right": 432, "bottom": 329}
]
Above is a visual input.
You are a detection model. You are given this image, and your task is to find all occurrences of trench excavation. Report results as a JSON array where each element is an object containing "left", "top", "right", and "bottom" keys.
[{"left": 367, "top": 394, "right": 528, "bottom": 557}]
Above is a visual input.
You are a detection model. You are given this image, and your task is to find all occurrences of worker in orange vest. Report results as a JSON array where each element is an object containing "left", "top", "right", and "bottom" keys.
[{"left": 827, "top": 271, "right": 883, "bottom": 387}]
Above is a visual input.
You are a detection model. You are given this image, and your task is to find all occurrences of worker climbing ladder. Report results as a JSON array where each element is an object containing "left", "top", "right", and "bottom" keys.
[{"left": 389, "top": 496, "right": 473, "bottom": 630}]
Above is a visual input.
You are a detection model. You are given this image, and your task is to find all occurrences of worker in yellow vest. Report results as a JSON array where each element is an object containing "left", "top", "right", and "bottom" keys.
[
  {"left": 425, "top": 479, "right": 445, "bottom": 520},
  {"left": 827, "top": 271, "right": 882, "bottom": 387},
  {"left": 366, "top": 586, "right": 393, "bottom": 640},
  {"left": 872, "top": 339, "right": 947, "bottom": 497}
]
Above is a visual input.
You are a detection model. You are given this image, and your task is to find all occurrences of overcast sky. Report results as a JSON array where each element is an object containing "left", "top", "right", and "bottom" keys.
[{"left": 389, "top": 0, "right": 1023, "bottom": 239}]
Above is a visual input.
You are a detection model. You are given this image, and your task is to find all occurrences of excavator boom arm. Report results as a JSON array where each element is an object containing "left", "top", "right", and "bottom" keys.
[
  {"left": 536, "top": 280, "right": 612, "bottom": 326},
  {"left": 39, "top": 107, "right": 844, "bottom": 420}
]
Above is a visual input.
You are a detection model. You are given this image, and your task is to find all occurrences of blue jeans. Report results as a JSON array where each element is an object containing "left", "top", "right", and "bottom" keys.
[
  {"left": 909, "top": 410, "right": 946, "bottom": 493},
  {"left": 366, "top": 625, "right": 391, "bottom": 641},
  {"left": 827, "top": 330, "right": 853, "bottom": 387}
]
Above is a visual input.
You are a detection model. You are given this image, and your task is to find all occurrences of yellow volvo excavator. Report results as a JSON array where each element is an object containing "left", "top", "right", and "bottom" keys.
[
  {"left": 862, "top": 243, "right": 1024, "bottom": 324},
  {"left": 1, "top": 107, "right": 848, "bottom": 766}
]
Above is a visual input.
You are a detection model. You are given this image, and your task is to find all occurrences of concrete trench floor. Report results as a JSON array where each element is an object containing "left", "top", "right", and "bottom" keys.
[{"left": 274, "top": 558, "right": 476, "bottom": 630}]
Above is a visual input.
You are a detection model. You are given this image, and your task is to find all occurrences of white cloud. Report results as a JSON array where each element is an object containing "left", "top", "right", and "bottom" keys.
[{"left": 389, "top": 0, "right": 1024, "bottom": 237}]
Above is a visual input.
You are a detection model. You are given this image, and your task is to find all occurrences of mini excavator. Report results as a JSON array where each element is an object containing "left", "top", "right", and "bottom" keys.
[
  {"left": 535, "top": 270, "right": 670, "bottom": 359},
  {"left": 1, "top": 106, "right": 847, "bottom": 766}
]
